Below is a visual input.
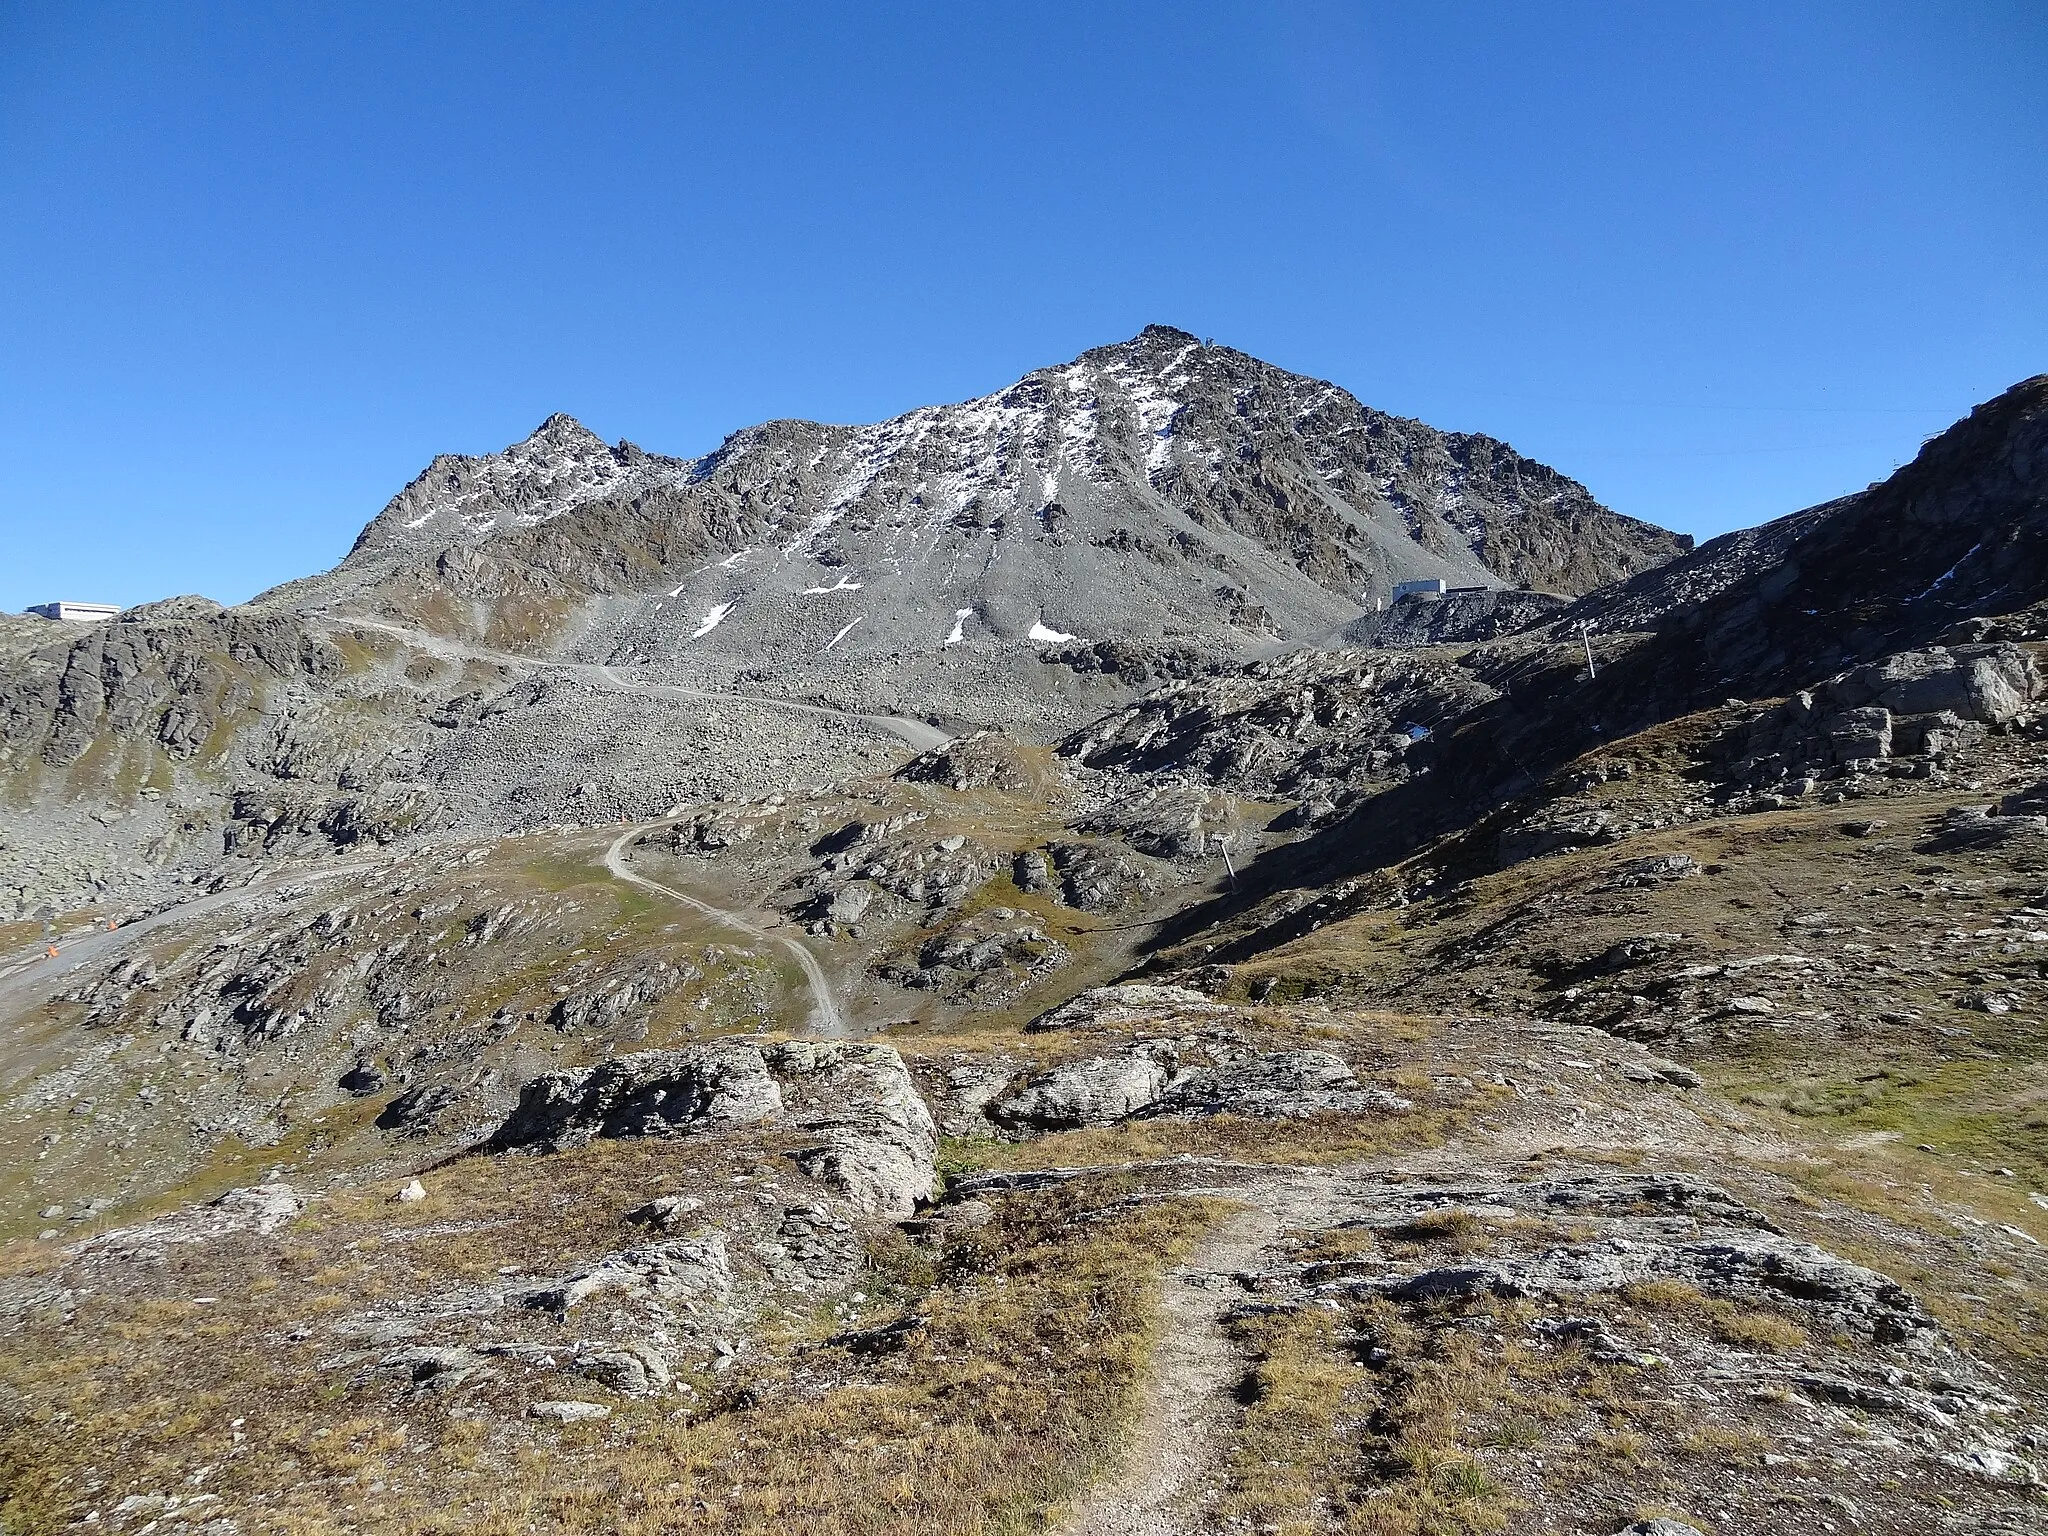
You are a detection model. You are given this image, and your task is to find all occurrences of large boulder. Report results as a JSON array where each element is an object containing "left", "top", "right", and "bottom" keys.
[
  {"left": 492, "top": 1045, "right": 784, "bottom": 1151},
  {"left": 990, "top": 1052, "right": 1171, "bottom": 1128},
  {"left": 766, "top": 1041, "right": 938, "bottom": 1217},
  {"left": 1828, "top": 643, "right": 2037, "bottom": 725},
  {"left": 492, "top": 1042, "right": 939, "bottom": 1216},
  {"left": 1160, "top": 1048, "right": 1412, "bottom": 1119}
]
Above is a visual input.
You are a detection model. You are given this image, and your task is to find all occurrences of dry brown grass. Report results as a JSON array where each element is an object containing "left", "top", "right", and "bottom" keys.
[
  {"left": 1220, "top": 1298, "right": 1526, "bottom": 1536},
  {"left": 1620, "top": 1278, "right": 1809, "bottom": 1352},
  {"left": 1210, "top": 1275, "right": 1839, "bottom": 1536},
  {"left": 0, "top": 1150, "right": 1228, "bottom": 1536}
]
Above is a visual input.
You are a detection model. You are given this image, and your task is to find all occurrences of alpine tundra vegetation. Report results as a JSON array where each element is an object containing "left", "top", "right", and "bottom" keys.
[{"left": 4, "top": 332, "right": 2048, "bottom": 1536}]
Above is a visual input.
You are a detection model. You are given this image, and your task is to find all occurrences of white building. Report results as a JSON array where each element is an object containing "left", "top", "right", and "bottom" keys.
[
  {"left": 1390, "top": 579, "right": 1448, "bottom": 602},
  {"left": 27, "top": 602, "right": 121, "bottom": 623}
]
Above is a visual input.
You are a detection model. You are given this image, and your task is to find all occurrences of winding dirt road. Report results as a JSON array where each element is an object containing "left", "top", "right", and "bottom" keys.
[
  {"left": 336, "top": 615, "right": 952, "bottom": 752},
  {"left": 0, "top": 859, "right": 377, "bottom": 1022},
  {"left": 602, "top": 824, "right": 847, "bottom": 1037}
]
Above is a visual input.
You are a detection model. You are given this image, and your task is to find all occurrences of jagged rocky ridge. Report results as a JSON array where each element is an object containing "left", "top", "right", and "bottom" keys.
[{"left": 1, "top": 326, "right": 1687, "bottom": 919}]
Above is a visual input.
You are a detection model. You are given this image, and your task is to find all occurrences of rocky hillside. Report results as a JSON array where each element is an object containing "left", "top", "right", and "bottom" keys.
[
  {"left": 343, "top": 324, "right": 1683, "bottom": 600},
  {"left": 315, "top": 327, "right": 1686, "bottom": 725},
  {"left": 1, "top": 327, "right": 1686, "bottom": 921},
  {"left": 4, "top": 365, "right": 2048, "bottom": 1536}
]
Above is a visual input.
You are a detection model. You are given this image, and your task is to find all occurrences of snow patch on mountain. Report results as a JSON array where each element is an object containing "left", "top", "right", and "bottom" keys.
[{"left": 690, "top": 604, "right": 734, "bottom": 639}]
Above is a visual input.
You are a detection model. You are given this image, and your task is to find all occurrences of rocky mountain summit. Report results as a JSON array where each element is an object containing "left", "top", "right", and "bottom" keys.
[
  {"left": 1, "top": 327, "right": 1683, "bottom": 923},
  {"left": 317, "top": 326, "right": 1684, "bottom": 734},
  {"left": 345, "top": 324, "right": 1682, "bottom": 597},
  {"left": 2, "top": 359, "right": 2047, "bottom": 1536}
]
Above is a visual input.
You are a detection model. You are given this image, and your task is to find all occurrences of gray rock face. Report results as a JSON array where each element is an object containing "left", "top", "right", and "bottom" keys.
[
  {"left": 1830, "top": 644, "right": 2037, "bottom": 724},
  {"left": 931, "top": 1058, "right": 1023, "bottom": 1135},
  {"left": 494, "top": 1046, "right": 784, "bottom": 1150},
  {"left": 493, "top": 1040, "right": 937, "bottom": 1218},
  {"left": 625, "top": 1194, "right": 703, "bottom": 1230},
  {"left": 1048, "top": 840, "right": 1163, "bottom": 912},
  {"left": 1158, "top": 1048, "right": 1413, "bottom": 1119},
  {"left": 813, "top": 881, "right": 874, "bottom": 925},
  {"left": 529, "top": 1400, "right": 612, "bottom": 1423},
  {"left": 1922, "top": 804, "right": 2048, "bottom": 852},
  {"left": 546, "top": 959, "right": 697, "bottom": 1038},
  {"left": 300, "top": 329, "right": 1682, "bottom": 830},
  {"left": 522, "top": 1235, "right": 733, "bottom": 1314},
  {"left": 1026, "top": 982, "right": 1226, "bottom": 1033},
  {"left": 1300, "top": 1175, "right": 1936, "bottom": 1348},
  {"left": 381, "top": 1345, "right": 484, "bottom": 1388},
  {"left": 348, "top": 414, "right": 695, "bottom": 560},
  {"left": 1345, "top": 587, "right": 1571, "bottom": 648},
  {"left": 1061, "top": 646, "right": 1499, "bottom": 831},
  {"left": 76, "top": 1183, "right": 307, "bottom": 1259},
  {"left": 990, "top": 1052, "right": 1172, "bottom": 1129},
  {"left": 1074, "top": 783, "right": 1211, "bottom": 860},
  {"left": 879, "top": 912, "right": 1070, "bottom": 1001},
  {"left": 574, "top": 1340, "right": 674, "bottom": 1395},
  {"left": 895, "top": 731, "right": 1034, "bottom": 792},
  {"left": 754, "top": 1202, "right": 864, "bottom": 1286},
  {"left": 348, "top": 327, "right": 1679, "bottom": 608},
  {"left": 984, "top": 1039, "right": 1411, "bottom": 1131},
  {"left": 1717, "top": 644, "right": 2038, "bottom": 799},
  {"left": 765, "top": 1041, "right": 938, "bottom": 1217}
]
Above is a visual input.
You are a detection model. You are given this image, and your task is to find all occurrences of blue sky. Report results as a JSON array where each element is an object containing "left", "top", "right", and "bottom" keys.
[{"left": 2, "top": 1, "right": 2043, "bottom": 610}]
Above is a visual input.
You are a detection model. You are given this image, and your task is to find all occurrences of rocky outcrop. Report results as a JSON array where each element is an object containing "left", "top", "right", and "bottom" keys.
[
  {"left": 0, "top": 600, "right": 342, "bottom": 771},
  {"left": 979, "top": 1038, "right": 1412, "bottom": 1132},
  {"left": 876, "top": 911, "right": 1070, "bottom": 1000},
  {"left": 522, "top": 1235, "right": 732, "bottom": 1315},
  {"left": 895, "top": 731, "right": 1036, "bottom": 792},
  {"left": 1045, "top": 840, "right": 1164, "bottom": 912},
  {"left": 492, "top": 1041, "right": 937, "bottom": 1218},
  {"left": 492, "top": 1045, "right": 785, "bottom": 1150},
  {"left": 990, "top": 1052, "right": 1171, "bottom": 1128},
  {"left": 1255, "top": 1173, "right": 1940, "bottom": 1350},
  {"left": 73, "top": 1183, "right": 307, "bottom": 1261},
  {"left": 1715, "top": 644, "right": 2039, "bottom": 799},
  {"left": 1344, "top": 587, "right": 1569, "bottom": 648},
  {"left": 765, "top": 1041, "right": 938, "bottom": 1217},
  {"left": 1828, "top": 644, "right": 2038, "bottom": 724},
  {"left": 1061, "top": 647, "right": 1499, "bottom": 831}
]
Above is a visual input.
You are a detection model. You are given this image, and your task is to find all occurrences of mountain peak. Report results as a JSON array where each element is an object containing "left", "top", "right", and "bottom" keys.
[
  {"left": 346, "top": 411, "right": 687, "bottom": 558},
  {"left": 343, "top": 330, "right": 1686, "bottom": 602},
  {"left": 519, "top": 413, "right": 606, "bottom": 451}
]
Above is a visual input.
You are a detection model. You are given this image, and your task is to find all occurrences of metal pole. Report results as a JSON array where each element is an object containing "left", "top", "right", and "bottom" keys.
[{"left": 1580, "top": 621, "right": 1597, "bottom": 679}]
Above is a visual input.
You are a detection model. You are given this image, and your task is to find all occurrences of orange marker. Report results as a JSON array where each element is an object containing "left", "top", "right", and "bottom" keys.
[
  {"left": 107, "top": 919, "right": 119, "bottom": 931},
  {"left": 46, "top": 945, "right": 59, "bottom": 959}
]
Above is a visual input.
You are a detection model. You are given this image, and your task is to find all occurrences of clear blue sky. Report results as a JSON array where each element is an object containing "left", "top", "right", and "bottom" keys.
[{"left": 3, "top": 2, "right": 2043, "bottom": 611}]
